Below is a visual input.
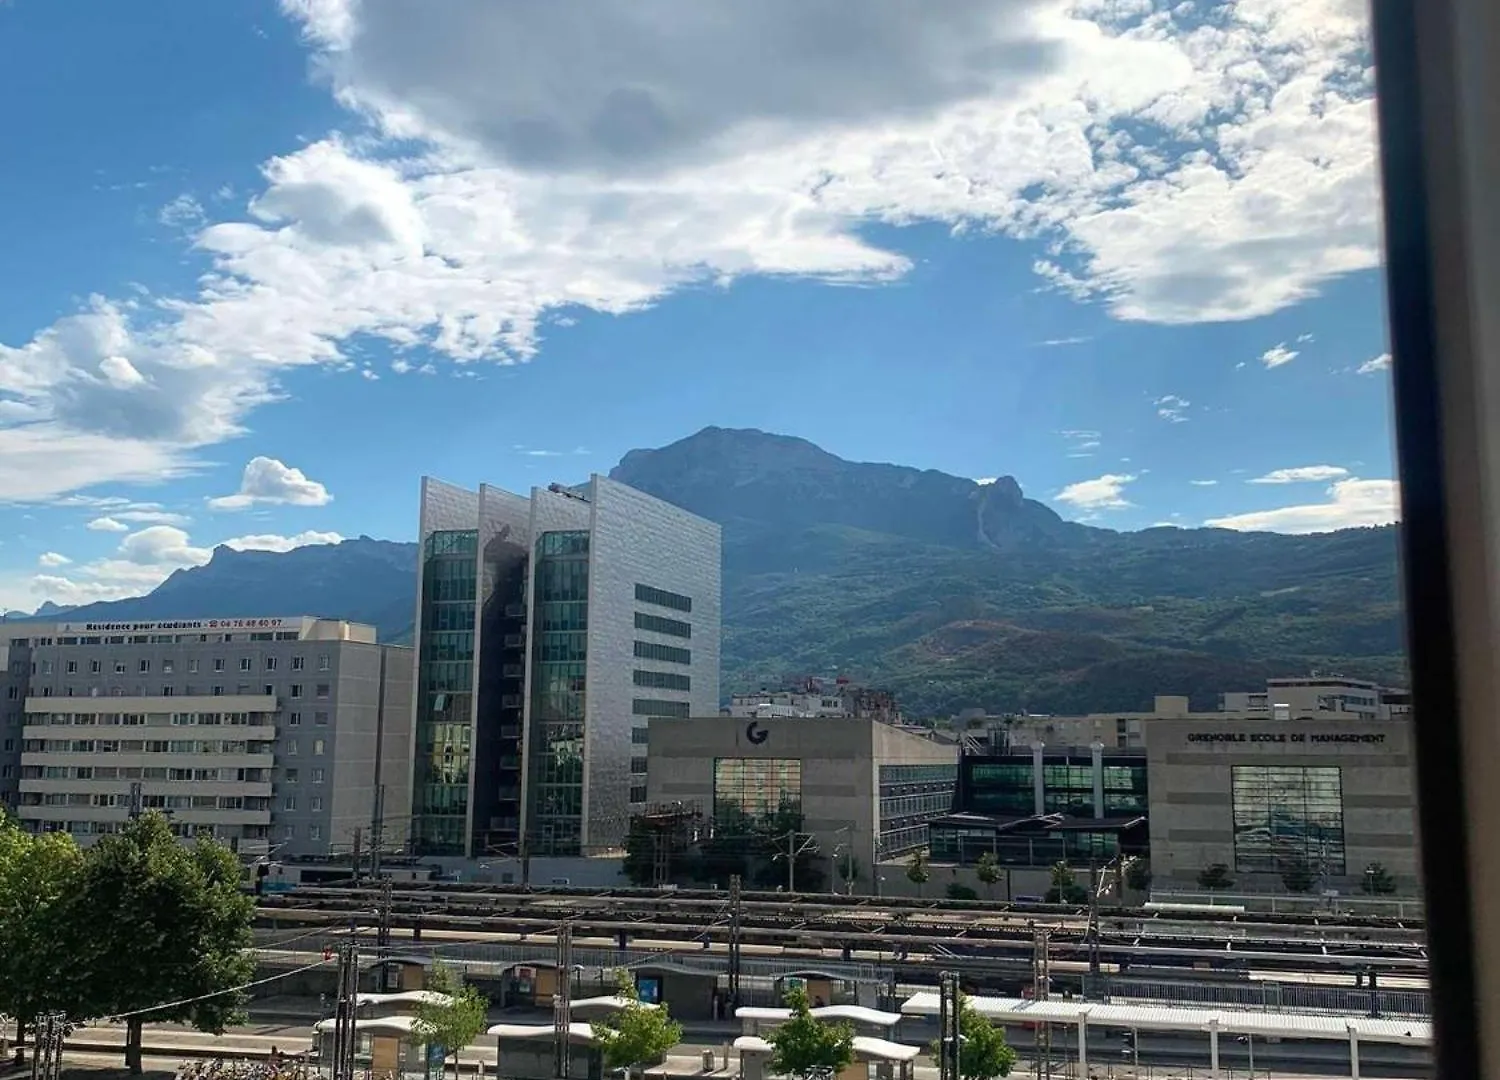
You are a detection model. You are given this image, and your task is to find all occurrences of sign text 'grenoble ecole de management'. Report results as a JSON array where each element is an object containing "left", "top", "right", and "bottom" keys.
[{"left": 1186, "top": 731, "right": 1388, "bottom": 745}]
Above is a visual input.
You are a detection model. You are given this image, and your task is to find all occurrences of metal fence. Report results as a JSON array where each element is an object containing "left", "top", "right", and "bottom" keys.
[{"left": 1101, "top": 975, "right": 1430, "bottom": 1018}]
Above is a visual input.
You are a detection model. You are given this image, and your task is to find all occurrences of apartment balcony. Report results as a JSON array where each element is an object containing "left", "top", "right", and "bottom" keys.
[
  {"left": 18, "top": 777, "right": 275, "bottom": 800},
  {"left": 23, "top": 724, "right": 278, "bottom": 743}
]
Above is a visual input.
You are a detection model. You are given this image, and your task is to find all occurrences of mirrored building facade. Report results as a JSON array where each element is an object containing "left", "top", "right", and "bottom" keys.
[{"left": 411, "top": 475, "right": 720, "bottom": 858}]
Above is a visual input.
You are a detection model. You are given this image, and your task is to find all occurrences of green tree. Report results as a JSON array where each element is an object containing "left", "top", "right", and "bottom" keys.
[
  {"left": 412, "top": 963, "right": 491, "bottom": 1080},
  {"left": 591, "top": 972, "right": 683, "bottom": 1076},
  {"left": 0, "top": 812, "right": 83, "bottom": 1062},
  {"left": 1280, "top": 857, "right": 1315, "bottom": 894},
  {"left": 1361, "top": 862, "right": 1398, "bottom": 896},
  {"left": 1124, "top": 857, "right": 1152, "bottom": 894},
  {"left": 765, "top": 986, "right": 854, "bottom": 1080},
  {"left": 622, "top": 816, "right": 658, "bottom": 887},
  {"left": 63, "top": 813, "right": 256, "bottom": 1074},
  {"left": 946, "top": 882, "right": 979, "bottom": 901},
  {"left": 1044, "top": 862, "right": 1087, "bottom": 904},
  {"left": 906, "top": 851, "right": 931, "bottom": 897},
  {"left": 975, "top": 852, "right": 1001, "bottom": 899},
  {"left": 1197, "top": 863, "right": 1234, "bottom": 891},
  {"left": 930, "top": 997, "right": 1017, "bottom": 1080}
]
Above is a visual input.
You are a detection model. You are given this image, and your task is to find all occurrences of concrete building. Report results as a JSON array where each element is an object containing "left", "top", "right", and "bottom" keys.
[
  {"left": 729, "top": 679, "right": 901, "bottom": 723},
  {"left": 645, "top": 715, "right": 957, "bottom": 892},
  {"left": 0, "top": 616, "right": 412, "bottom": 858},
  {"left": 972, "top": 676, "right": 1410, "bottom": 752},
  {"left": 1145, "top": 715, "right": 1420, "bottom": 894},
  {"left": 412, "top": 475, "right": 720, "bottom": 859}
]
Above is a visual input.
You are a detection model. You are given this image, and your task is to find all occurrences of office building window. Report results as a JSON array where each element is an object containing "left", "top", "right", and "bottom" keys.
[
  {"left": 1231, "top": 766, "right": 1346, "bottom": 875},
  {"left": 634, "top": 583, "right": 692, "bottom": 613},
  {"left": 315, "top": 684, "right": 330, "bottom": 698},
  {"left": 632, "top": 699, "right": 690, "bottom": 718},
  {"left": 265, "top": 657, "right": 278, "bottom": 671},
  {"left": 714, "top": 758, "right": 802, "bottom": 822},
  {"left": 633, "top": 669, "right": 691, "bottom": 691},
  {"left": 634, "top": 612, "right": 691, "bottom": 639},
  {"left": 629, "top": 784, "right": 647, "bottom": 804},
  {"left": 634, "top": 640, "right": 691, "bottom": 665},
  {"left": 292, "top": 657, "right": 304, "bottom": 670},
  {"left": 631, "top": 727, "right": 649, "bottom": 744}
]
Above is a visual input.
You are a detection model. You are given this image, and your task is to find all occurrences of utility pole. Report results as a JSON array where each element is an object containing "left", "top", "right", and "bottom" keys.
[
  {"left": 376, "top": 879, "right": 394, "bottom": 992},
  {"left": 1031, "top": 927, "right": 1052, "bottom": 1080},
  {"left": 554, "top": 920, "right": 574, "bottom": 1079},
  {"left": 937, "top": 972, "right": 961, "bottom": 1080},
  {"left": 351, "top": 827, "right": 363, "bottom": 884},
  {"left": 779, "top": 830, "right": 818, "bottom": 893},
  {"left": 30, "top": 1012, "right": 64, "bottom": 1080},
  {"left": 331, "top": 942, "right": 361, "bottom": 1080},
  {"left": 728, "top": 874, "right": 743, "bottom": 1012},
  {"left": 1085, "top": 855, "right": 1101, "bottom": 1000},
  {"left": 370, "top": 783, "right": 386, "bottom": 880}
]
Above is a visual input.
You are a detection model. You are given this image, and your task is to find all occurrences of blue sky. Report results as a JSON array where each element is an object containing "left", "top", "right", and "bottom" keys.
[{"left": 0, "top": 0, "right": 1395, "bottom": 611}]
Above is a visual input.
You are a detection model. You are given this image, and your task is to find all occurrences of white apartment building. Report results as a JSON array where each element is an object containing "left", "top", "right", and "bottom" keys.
[{"left": 0, "top": 615, "right": 412, "bottom": 858}]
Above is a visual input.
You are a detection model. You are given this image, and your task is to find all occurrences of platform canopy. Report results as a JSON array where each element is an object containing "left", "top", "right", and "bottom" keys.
[
  {"left": 570, "top": 994, "right": 661, "bottom": 1013},
  {"left": 900, "top": 993, "right": 1431, "bottom": 1046},
  {"left": 355, "top": 991, "right": 452, "bottom": 1009},
  {"left": 733, "top": 1036, "right": 920, "bottom": 1063},
  {"left": 735, "top": 1005, "right": 902, "bottom": 1028},
  {"left": 314, "top": 1015, "right": 422, "bottom": 1038}
]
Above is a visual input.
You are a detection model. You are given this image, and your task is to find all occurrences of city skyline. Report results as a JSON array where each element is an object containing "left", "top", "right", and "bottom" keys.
[{"left": 0, "top": 1, "right": 1396, "bottom": 615}]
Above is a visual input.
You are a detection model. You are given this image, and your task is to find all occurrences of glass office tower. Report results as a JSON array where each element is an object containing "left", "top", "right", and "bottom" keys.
[{"left": 410, "top": 476, "right": 721, "bottom": 858}]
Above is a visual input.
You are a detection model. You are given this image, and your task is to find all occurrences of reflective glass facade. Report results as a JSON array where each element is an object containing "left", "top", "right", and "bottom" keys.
[
  {"left": 528, "top": 531, "right": 589, "bottom": 855},
  {"left": 877, "top": 762, "right": 956, "bottom": 858},
  {"left": 1231, "top": 765, "right": 1346, "bottom": 874},
  {"left": 413, "top": 529, "right": 477, "bottom": 855},
  {"left": 713, "top": 757, "right": 802, "bottom": 820}
]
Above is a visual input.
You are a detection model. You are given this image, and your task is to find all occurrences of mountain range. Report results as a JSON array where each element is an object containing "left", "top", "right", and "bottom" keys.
[{"left": 9, "top": 428, "right": 1405, "bottom": 715}]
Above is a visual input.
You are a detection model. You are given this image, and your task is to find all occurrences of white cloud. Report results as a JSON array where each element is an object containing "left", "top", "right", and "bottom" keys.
[
  {"left": 221, "top": 530, "right": 344, "bottom": 553},
  {"left": 0, "top": 0, "right": 1381, "bottom": 498},
  {"left": 1206, "top": 477, "right": 1398, "bottom": 533},
  {"left": 1358, "top": 351, "right": 1391, "bottom": 374},
  {"left": 86, "top": 516, "right": 131, "bottom": 532},
  {"left": 1054, "top": 472, "right": 1136, "bottom": 510},
  {"left": 1260, "top": 343, "right": 1300, "bottom": 368},
  {"left": 1250, "top": 465, "right": 1349, "bottom": 484},
  {"left": 25, "top": 526, "right": 341, "bottom": 607},
  {"left": 1189, "top": 479, "right": 1218, "bottom": 486},
  {"left": 1037, "top": 336, "right": 1092, "bottom": 347},
  {"left": 208, "top": 456, "right": 333, "bottom": 510},
  {"left": 37, "top": 552, "right": 71, "bottom": 568},
  {"left": 1155, "top": 394, "right": 1190, "bottom": 422},
  {"left": 158, "top": 194, "right": 206, "bottom": 228}
]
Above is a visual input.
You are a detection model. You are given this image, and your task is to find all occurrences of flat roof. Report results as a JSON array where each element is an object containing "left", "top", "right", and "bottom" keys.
[{"left": 900, "top": 992, "right": 1430, "bottom": 1045}]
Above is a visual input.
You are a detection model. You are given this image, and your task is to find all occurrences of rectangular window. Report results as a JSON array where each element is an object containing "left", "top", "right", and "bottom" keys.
[
  {"left": 265, "top": 657, "right": 278, "bottom": 671},
  {"left": 214, "top": 659, "right": 225, "bottom": 672},
  {"left": 313, "top": 739, "right": 325, "bottom": 756},
  {"left": 238, "top": 658, "right": 252, "bottom": 671},
  {"left": 714, "top": 758, "right": 803, "bottom": 821},
  {"left": 309, "top": 825, "right": 323, "bottom": 841},
  {"left": 291, "top": 656, "right": 305, "bottom": 671},
  {"left": 284, "top": 796, "right": 297, "bottom": 811},
  {"left": 634, "top": 612, "right": 691, "bottom": 639},
  {"left": 1231, "top": 766, "right": 1346, "bottom": 876},
  {"left": 634, "top": 583, "right": 693, "bottom": 613},
  {"left": 633, "top": 669, "right": 691, "bottom": 691},
  {"left": 287, "top": 740, "right": 299, "bottom": 756},
  {"left": 314, "top": 711, "right": 329, "bottom": 726},
  {"left": 634, "top": 640, "right": 691, "bottom": 665},
  {"left": 310, "top": 796, "right": 323, "bottom": 812},
  {"left": 212, "top": 686, "right": 224, "bottom": 697},
  {"left": 311, "top": 768, "right": 325, "bottom": 783},
  {"left": 114, "top": 662, "right": 126, "bottom": 674},
  {"left": 162, "top": 660, "right": 174, "bottom": 674},
  {"left": 138, "top": 659, "right": 150, "bottom": 673},
  {"left": 263, "top": 684, "right": 274, "bottom": 696},
  {"left": 317, "top": 655, "right": 330, "bottom": 671},
  {"left": 315, "top": 684, "right": 330, "bottom": 699},
  {"left": 285, "top": 768, "right": 299, "bottom": 783},
  {"left": 629, "top": 784, "right": 647, "bottom": 804},
  {"left": 188, "top": 659, "right": 199, "bottom": 674},
  {"left": 631, "top": 727, "right": 649, "bottom": 744},
  {"left": 90, "top": 660, "right": 101, "bottom": 673},
  {"left": 290, "top": 685, "right": 302, "bottom": 699},
  {"left": 632, "top": 698, "right": 691, "bottom": 718},
  {"left": 288, "top": 712, "right": 301, "bottom": 726},
  {"left": 65, "top": 660, "right": 77, "bottom": 674}
]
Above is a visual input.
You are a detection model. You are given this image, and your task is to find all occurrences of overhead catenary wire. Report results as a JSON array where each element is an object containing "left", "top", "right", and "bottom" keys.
[{"left": 105, "top": 957, "right": 335, "bottom": 1022}]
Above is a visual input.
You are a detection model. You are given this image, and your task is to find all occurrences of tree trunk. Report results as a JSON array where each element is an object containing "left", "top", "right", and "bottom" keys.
[
  {"left": 14, "top": 1017, "right": 27, "bottom": 1065},
  {"left": 125, "top": 1017, "right": 144, "bottom": 1075}
]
